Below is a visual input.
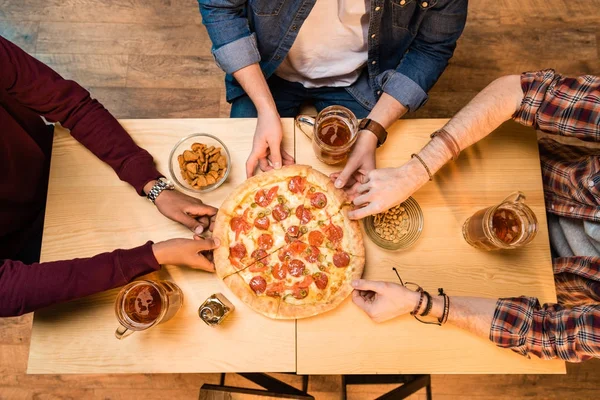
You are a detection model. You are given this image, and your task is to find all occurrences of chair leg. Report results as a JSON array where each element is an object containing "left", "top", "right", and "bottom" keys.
[
  {"left": 302, "top": 375, "right": 309, "bottom": 393},
  {"left": 219, "top": 373, "right": 225, "bottom": 386}
]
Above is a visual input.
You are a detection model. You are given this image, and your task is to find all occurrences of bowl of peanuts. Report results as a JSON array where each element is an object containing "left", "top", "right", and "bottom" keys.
[
  {"left": 363, "top": 197, "right": 424, "bottom": 251},
  {"left": 169, "top": 133, "right": 231, "bottom": 194}
]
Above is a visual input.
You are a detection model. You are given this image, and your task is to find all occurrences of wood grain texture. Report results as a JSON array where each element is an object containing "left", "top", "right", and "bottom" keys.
[
  {"left": 296, "top": 119, "right": 564, "bottom": 375},
  {"left": 27, "top": 119, "right": 296, "bottom": 374},
  {"left": 35, "top": 54, "right": 128, "bottom": 87},
  {"left": 0, "top": 21, "right": 39, "bottom": 53},
  {"left": 0, "top": 0, "right": 201, "bottom": 25},
  {"left": 37, "top": 22, "right": 211, "bottom": 56},
  {"left": 88, "top": 87, "right": 221, "bottom": 119},
  {"left": 126, "top": 55, "right": 224, "bottom": 89},
  {"left": 1, "top": 0, "right": 599, "bottom": 396}
]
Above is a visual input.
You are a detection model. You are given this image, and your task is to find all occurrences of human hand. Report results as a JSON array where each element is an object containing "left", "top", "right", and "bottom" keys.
[
  {"left": 351, "top": 279, "right": 420, "bottom": 323},
  {"left": 346, "top": 158, "right": 429, "bottom": 219},
  {"left": 148, "top": 185, "right": 218, "bottom": 235},
  {"left": 152, "top": 237, "right": 220, "bottom": 272},
  {"left": 332, "top": 130, "right": 378, "bottom": 189},
  {"left": 246, "top": 110, "right": 295, "bottom": 177}
]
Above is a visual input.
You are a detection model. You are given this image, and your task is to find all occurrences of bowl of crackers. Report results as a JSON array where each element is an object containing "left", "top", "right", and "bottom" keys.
[
  {"left": 169, "top": 133, "right": 231, "bottom": 193},
  {"left": 363, "top": 197, "right": 424, "bottom": 251}
]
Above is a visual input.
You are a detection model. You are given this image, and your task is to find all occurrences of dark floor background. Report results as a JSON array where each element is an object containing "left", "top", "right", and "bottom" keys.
[{"left": 1, "top": 0, "right": 600, "bottom": 398}]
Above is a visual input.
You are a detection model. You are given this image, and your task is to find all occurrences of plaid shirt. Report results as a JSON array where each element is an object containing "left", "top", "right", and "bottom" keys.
[{"left": 489, "top": 70, "right": 600, "bottom": 362}]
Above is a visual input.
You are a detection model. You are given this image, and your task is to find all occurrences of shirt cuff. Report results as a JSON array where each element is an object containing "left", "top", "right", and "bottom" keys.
[
  {"left": 119, "top": 154, "right": 163, "bottom": 196},
  {"left": 489, "top": 296, "right": 539, "bottom": 356},
  {"left": 115, "top": 241, "right": 161, "bottom": 282},
  {"left": 213, "top": 33, "right": 261, "bottom": 75},
  {"left": 376, "top": 70, "right": 428, "bottom": 112}
]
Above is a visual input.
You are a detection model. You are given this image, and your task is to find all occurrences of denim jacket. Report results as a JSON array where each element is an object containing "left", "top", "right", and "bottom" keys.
[{"left": 199, "top": 0, "right": 468, "bottom": 112}]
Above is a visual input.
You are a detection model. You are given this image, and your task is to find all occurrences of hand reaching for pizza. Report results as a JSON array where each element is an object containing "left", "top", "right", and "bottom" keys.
[
  {"left": 246, "top": 110, "right": 295, "bottom": 178},
  {"left": 145, "top": 181, "right": 218, "bottom": 235},
  {"left": 331, "top": 130, "right": 377, "bottom": 190},
  {"left": 345, "top": 159, "right": 430, "bottom": 220},
  {"left": 351, "top": 279, "right": 420, "bottom": 323},
  {"left": 152, "top": 237, "right": 220, "bottom": 272}
]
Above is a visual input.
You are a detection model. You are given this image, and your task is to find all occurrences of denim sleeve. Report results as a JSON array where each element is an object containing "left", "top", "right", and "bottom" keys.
[
  {"left": 379, "top": 0, "right": 468, "bottom": 111},
  {"left": 198, "top": 0, "right": 261, "bottom": 74}
]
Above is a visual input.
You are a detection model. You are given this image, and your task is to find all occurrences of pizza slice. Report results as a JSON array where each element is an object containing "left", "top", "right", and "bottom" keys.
[{"left": 272, "top": 239, "right": 364, "bottom": 319}]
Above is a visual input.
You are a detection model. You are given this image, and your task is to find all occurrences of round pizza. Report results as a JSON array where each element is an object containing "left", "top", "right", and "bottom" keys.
[{"left": 213, "top": 165, "right": 365, "bottom": 319}]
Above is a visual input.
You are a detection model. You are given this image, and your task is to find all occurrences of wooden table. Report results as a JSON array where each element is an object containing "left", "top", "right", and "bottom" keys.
[{"left": 27, "top": 118, "right": 565, "bottom": 374}]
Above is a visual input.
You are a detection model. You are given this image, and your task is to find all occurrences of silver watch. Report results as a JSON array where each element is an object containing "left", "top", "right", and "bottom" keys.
[{"left": 146, "top": 178, "right": 174, "bottom": 204}]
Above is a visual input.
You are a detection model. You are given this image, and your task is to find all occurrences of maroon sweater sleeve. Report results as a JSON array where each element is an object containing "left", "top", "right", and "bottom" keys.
[
  {"left": 0, "top": 242, "right": 161, "bottom": 317},
  {"left": 0, "top": 36, "right": 161, "bottom": 194}
]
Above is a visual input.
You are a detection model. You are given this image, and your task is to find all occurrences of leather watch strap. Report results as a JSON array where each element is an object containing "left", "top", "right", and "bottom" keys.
[{"left": 359, "top": 118, "right": 388, "bottom": 148}]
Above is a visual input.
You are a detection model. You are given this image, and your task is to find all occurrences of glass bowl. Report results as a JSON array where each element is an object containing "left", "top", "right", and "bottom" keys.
[
  {"left": 363, "top": 197, "right": 424, "bottom": 251},
  {"left": 168, "top": 133, "right": 231, "bottom": 194}
]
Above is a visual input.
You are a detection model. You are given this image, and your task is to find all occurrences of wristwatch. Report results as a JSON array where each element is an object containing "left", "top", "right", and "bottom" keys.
[
  {"left": 146, "top": 178, "right": 175, "bottom": 204},
  {"left": 359, "top": 118, "right": 388, "bottom": 148}
]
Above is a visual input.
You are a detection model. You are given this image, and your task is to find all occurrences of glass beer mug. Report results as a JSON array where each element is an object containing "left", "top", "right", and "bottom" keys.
[
  {"left": 295, "top": 105, "right": 359, "bottom": 165},
  {"left": 114, "top": 280, "right": 183, "bottom": 339},
  {"left": 462, "top": 192, "right": 538, "bottom": 251}
]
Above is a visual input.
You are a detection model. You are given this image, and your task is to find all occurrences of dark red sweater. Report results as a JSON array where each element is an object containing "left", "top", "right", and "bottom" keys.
[{"left": 0, "top": 36, "right": 162, "bottom": 317}]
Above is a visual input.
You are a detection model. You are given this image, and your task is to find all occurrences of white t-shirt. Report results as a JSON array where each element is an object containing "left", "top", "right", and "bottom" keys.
[{"left": 275, "top": 0, "right": 370, "bottom": 88}]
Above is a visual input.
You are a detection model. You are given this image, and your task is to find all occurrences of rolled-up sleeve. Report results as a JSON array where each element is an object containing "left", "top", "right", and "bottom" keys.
[
  {"left": 490, "top": 296, "right": 600, "bottom": 362},
  {"left": 384, "top": 0, "right": 467, "bottom": 111},
  {"left": 199, "top": 0, "right": 261, "bottom": 74}
]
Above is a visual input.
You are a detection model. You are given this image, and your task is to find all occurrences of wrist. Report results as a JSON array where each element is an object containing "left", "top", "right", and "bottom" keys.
[
  {"left": 151, "top": 242, "right": 166, "bottom": 265},
  {"left": 143, "top": 180, "right": 158, "bottom": 195},
  {"left": 430, "top": 295, "right": 445, "bottom": 320},
  {"left": 358, "top": 129, "right": 379, "bottom": 148}
]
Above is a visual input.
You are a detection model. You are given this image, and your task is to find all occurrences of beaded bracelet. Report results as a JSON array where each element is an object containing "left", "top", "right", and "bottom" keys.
[
  {"left": 419, "top": 291, "right": 433, "bottom": 317},
  {"left": 410, "top": 287, "right": 425, "bottom": 316},
  {"left": 411, "top": 153, "right": 433, "bottom": 181},
  {"left": 438, "top": 288, "right": 450, "bottom": 325}
]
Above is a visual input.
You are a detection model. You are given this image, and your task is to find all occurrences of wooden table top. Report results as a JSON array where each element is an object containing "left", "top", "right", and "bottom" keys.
[
  {"left": 296, "top": 119, "right": 565, "bottom": 374},
  {"left": 27, "top": 118, "right": 564, "bottom": 374},
  {"left": 27, "top": 119, "right": 296, "bottom": 374}
]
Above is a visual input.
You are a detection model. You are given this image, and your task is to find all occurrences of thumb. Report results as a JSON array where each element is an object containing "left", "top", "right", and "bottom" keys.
[
  {"left": 268, "top": 140, "right": 283, "bottom": 169},
  {"left": 351, "top": 279, "right": 385, "bottom": 293},
  {"left": 193, "top": 237, "right": 221, "bottom": 251},
  {"left": 334, "top": 158, "right": 360, "bottom": 189}
]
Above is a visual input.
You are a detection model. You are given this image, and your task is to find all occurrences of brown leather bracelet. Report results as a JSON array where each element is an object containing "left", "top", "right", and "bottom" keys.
[
  {"left": 359, "top": 118, "right": 388, "bottom": 148},
  {"left": 430, "top": 128, "right": 461, "bottom": 160}
]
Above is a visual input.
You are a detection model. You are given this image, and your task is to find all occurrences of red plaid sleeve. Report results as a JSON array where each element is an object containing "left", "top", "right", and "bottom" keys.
[
  {"left": 513, "top": 69, "right": 600, "bottom": 142},
  {"left": 490, "top": 296, "right": 600, "bottom": 362}
]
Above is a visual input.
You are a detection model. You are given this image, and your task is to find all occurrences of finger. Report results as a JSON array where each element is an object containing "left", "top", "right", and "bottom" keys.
[
  {"left": 334, "top": 159, "right": 360, "bottom": 189},
  {"left": 185, "top": 203, "right": 218, "bottom": 219},
  {"left": 329, "top": 172, "right": 340, "bottom": 183},
  {"left": 175, "top": 212, "right": 208, "bottom": 234},
  {"left": 246, "top": 154, "right": 259, "bottom": 178},
  {"left": 281, "top": 149, "right": 295, "bottom": 164},
  {"left": 190, "top": 253, "right": 215, "bottom": 272},
  {"left": 268, "top": 141, "right": 283, "bottom": 169},
  {"left": 352, "top": 290, "right": 372, "bottom": 314},
  {"left": 348, "top": 203, "right": 378, "bottom": 220},
  {"left": 209, "top": 215, "right": 216, "bottom": 232},
  {"left": 353, "top": 192, "right": 373, "bottom": 208},
  {"left": 194, "top": 237, "right": 221, "bottom": 251},
  {"left": 259, "top": 157, "right": 272, "bottom": 172},
  {"left": 352, "top": 279, "right": 385, "bottom": 292}
]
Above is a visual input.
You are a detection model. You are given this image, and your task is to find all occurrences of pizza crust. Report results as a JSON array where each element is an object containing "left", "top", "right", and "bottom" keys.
[
  {"left": 213, "top": 209, "right": 237, "bottom": 279},
  {"left": 339, "top": 206, "right": 366, "bottom": 258}
]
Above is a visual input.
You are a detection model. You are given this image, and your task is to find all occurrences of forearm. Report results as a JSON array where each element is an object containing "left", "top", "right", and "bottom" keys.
[
  {"left": 413, "top": 75, "right": 524, "bottom": 178},
  {"left": 0, "top": 242, "right": 160, "bottom": 317},
  {"left": 428, "top": 295, "right": 497, "bottom": 339},
  {"left": 233, "top": 63, "right": 278, "bottom": 116},
  {"left": 368, "top": 93, "right": 408, "bottom": 129}
]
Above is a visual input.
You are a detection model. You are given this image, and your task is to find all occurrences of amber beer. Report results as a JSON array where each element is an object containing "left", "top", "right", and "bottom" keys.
[
  {"left": 295, "top": 105, "right": 359, "bottom": 165},
  {"left": 463, "top": 192, "right": 538, "bottom": 251},
  {"left": 115, "top": 280, "right": 183, "bottom": 339}
]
